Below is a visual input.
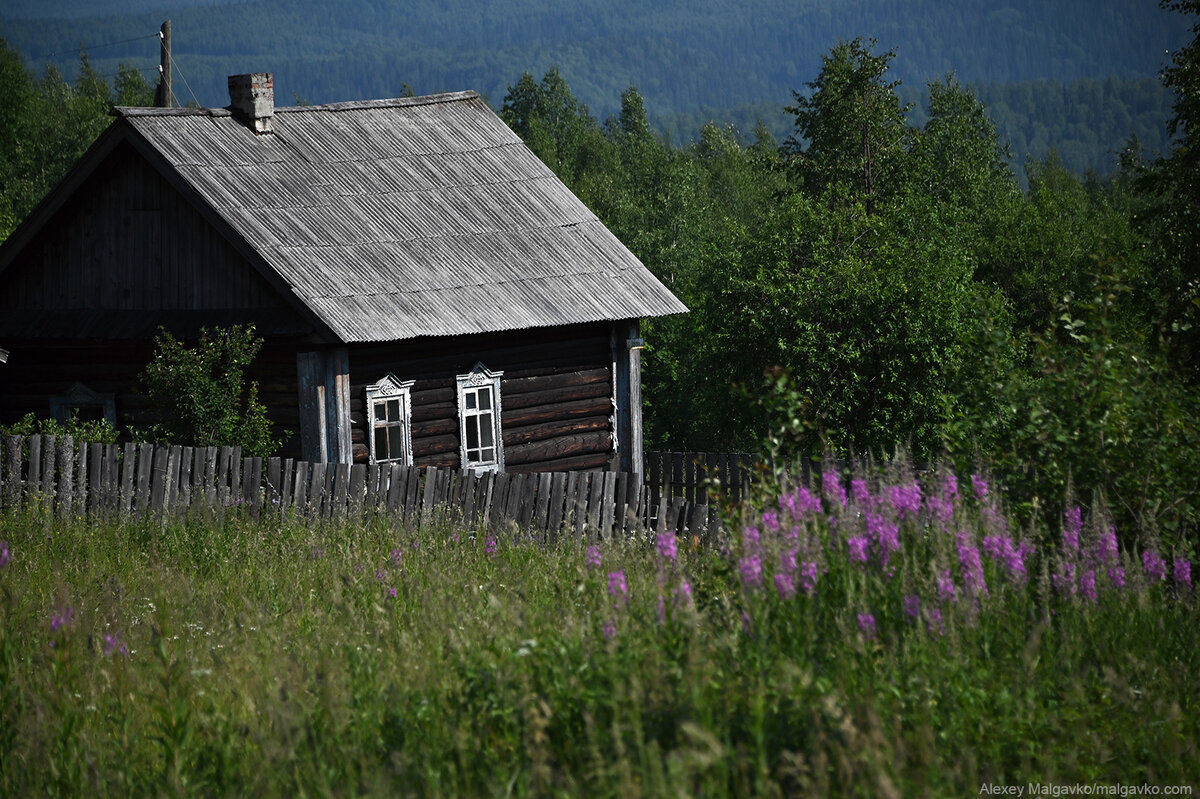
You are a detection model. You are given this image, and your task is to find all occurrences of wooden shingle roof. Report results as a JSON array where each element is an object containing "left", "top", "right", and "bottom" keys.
[{"left": 109, "top": 91, "right": 686, "bottom": 343}]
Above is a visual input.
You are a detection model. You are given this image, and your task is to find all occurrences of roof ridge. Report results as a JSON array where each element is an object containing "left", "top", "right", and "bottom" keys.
[{"left": 114, "top": 90, "right": 480, "bottom": 119}]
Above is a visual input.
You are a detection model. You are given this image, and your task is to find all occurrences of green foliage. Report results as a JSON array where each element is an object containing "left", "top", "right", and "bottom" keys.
[
  {"left": 137, "top": 326, "right": 280, "bottom": 457},
  {"left": 0, "top": 411, "right": 119, "bottom": 444}
]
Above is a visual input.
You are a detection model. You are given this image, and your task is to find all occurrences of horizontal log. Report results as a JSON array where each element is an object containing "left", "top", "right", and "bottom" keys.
[
  {"left": 505, "top": 431, "right": 612, "bottom": 467},
  {"left": 412, "top": 433, "right": 457, "bottom": 457},
  {"left": 506, "top": 450, "right": 612, "bottom": 474},
  {"left": 502, "top": 381, "right": 610, "bottom": 411},
  {"left": 414, "top": 451, "right": 458, "bottom": 468},
  {"left": 502, "top": 367, "right": 609, "bottom": 397},
  {"left": 503, "top": 396, "right": 611, "bottom": 429},
  {"left": 502, "top": 416, "right": 609, "bottom": 446}
]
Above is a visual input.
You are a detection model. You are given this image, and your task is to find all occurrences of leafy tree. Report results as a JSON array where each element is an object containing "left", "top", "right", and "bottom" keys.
[{"left": 138, "top": 326, "right": 281, "bottom": 457}]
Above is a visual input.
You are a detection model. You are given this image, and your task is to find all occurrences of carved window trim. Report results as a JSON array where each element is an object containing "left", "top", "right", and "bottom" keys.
[
  {"left": 365, "top": 373, "right": 415, "bottom": 466},
  {"left": 456, "top": 362, "right": 504, "bottom": 472},
  {"left": 49, "top": 382, "right": 116, "bottom": 427}
]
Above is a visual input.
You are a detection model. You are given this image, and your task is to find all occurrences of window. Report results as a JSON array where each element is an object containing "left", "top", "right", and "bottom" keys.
[
  {"left": 50, "top": 382, "right": 116, "bottom": 427},
  {"left": 456, "top": 362, "right": 504, "bottom": 471},
  {"left": 365, "top": 373, "right": 415, "bottom": 466}
]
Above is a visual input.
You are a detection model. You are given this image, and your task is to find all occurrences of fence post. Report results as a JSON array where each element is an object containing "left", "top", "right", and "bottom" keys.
[{"left": 2, "top": 435, "right": 23, "bottom": 511}]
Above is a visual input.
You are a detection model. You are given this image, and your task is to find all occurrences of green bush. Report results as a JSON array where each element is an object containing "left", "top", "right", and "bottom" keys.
[
  {"left": 0, "top": 411, "right": 118, "bottom": 444},
  {"left": 137, "top": 325, "right": 282, "bottom": 457}
]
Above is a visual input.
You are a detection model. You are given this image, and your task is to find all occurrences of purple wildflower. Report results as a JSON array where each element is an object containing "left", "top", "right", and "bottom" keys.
[
  {"left": 389, "top": 548, "right": 403, "bottom": 567},
  {"left": 1063, "top": 506, "right": 1083, "bottom": 553},
  {"left": 822, "top": 470, "right": 847, "bottom": 508},
  {"left": 1107, "top": 565, "right": 1126, "bottom": 591},
  {"left": 761, "top": 510, "right": 780, "bottom": 533},
  {"left": 903, "top": 595, "right": 921, "bottom": 621},
  {"left": 971, "top": 474, "right": 989, "bottom": 500},
  {"left": 375, "top": 568, "right": 388, "bottom": 582},
  {"left": 657, "top": 532, "right": 678, "bottom": 563},
  {"left": 607, "top": 570, "right": 628, "bottom": 600},
  {"left": 936, "top": 570, "right": 958, "bottom": 603},
  {"left": 50, "top": 605, "right": 74, "bottom": 633},
  {"left": 602, "top": 620, "right": 617, "bottom": 640},
  {"left": 888, "top": 483, "right": 923, "bottom": 520},
  {"left": 774, "top": 572, "right": 796, "bottom": 601},
  {"left": 857, "top": 613, "right": 876, "bottom": 638},
  {"left": 103, "top": 631, "right": 128, "bottom": 657},
  {"left": 585, "top": 545, "right": 602, "bottom": 570},
  {"left": 782, "top": 486, "right": 821, "bottom": 518},
  {"left": 943, "top": 473, "right": 959, "bottom": 499},
  {"left": 866, "top": 513, "right": 900, "bottom": 564},
  {"left": 1174, "top": 558, "right": 1192, "bottom": 591},
  {"left": 1096, "top": 525, "right": 1119, "bottom": 565},
  {"left": 850, "top": 478, "right": 872, "bottom": 506},
  {"left": 485, "top": 535, "right": 498, "bottom": 559},
  {"left": 779, "top": 548, "right": 798, "bottom": 575},
  {"left": 925, "top": 495, "right": 954, "bottom": 529},
  {"left": 957, "top": 534, "right": 988, "bottom": 597},
  {"left": 739, "top": 554, "right": 763, "bottom": 590},
  {"left": 310, "top": 547, "right": 323, "bottom": 560},
  {"left": 743, "top": 526, "right": 761, "bottom": 553},
  {"left": 1052, "top": 561, "right": 1078, "bottom": 597},
  {"left": 1143, "top": 550, "right": 1167, "bottom": 582},
  {"left": 983, "top": 535, "right": 1028, "bottom": 583},
  {"left": 1080, "top": 569, "right": 1098, "bottom": 603},
  {"left": 927, "top": 607, "right": 944, "bottom": 636},
  {"left": 799, "top": 561, "right": 819, "bottom": 595},
  {"left": 386, "top": 587, "right": 398, "bottom": 599},
  {"left": 847, "top": 535, "right": 870, "bottom": 563},
  {"left": 0, "top": 541, "right": 10, "bottom": 568},
  {"left": 674, "top": 580, "right": 692, "bottom": 608}
]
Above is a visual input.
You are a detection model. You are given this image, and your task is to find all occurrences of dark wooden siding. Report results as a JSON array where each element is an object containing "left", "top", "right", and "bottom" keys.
[
  {"left": 348, "top": 322, "right": 616, "bottom": 473},
  {"left": 0, "top": 141, "right": 292, "bottom": 325},
  {"left": 0, "top": 338, "right": 304, "bottom": 459}
]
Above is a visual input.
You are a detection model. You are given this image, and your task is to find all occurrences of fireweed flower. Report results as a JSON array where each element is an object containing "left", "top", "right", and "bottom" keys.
[
  {"left": 656, "top": 532, "right": 677, "bottom": 564},
  {"left": 971, "top": 474, "right": 989, "bottom": 500},
  {"left": 925, "top": 495, "right": 954, "bottom": 529},
  {"left": 1107, "top": 565, "right": 1126, "bottom": 591},
  {"left": 674, "top": 580, "right": 692, "bottom": 609},
  {"left": 943, "top": 473, "right": 959, "bottom": 500},
  {"left": 888, "top": 483, "right": 923, "bottom": 520},
  {"left": 800, "top": 561, "right": 819, "bottom": 595},
  {"left": 937, "top": 570, "right": 958, "bottom": 603},
  {"left": 1143, "top": 550, "right": 1167, "bottom": 582},
  {"left": 904, "top": 595, "right": 921, "bottom": 621},
  {"left": 607, "top": 570, "right": 628, "bottom": 600},
  {"left": 866, "top": 513, "right": 900, "bottom": 565},
  {"left": 761, "top": 511, "right": 780, "bottom": 533},
  {"left": 103, "top": 631, "right": 128, "bottom": 657},
  {"left": 375, "top": 568, "right": 388, "bottom": 582},
  {"left": 774, "top": 572, "right": 796, "bottom": 601},
  {"left": 927, "top": 606, "right": 945, "bottom": 636},
  {"left": 1051, "top": 561, "right": 1078, "bottom": 597},
  {"left": 850, "top": 478, "right": 872, "bottom": 506},
  {"left": 484, "top": 535, "right": 498, "bottom": 559},
  {"left": 1063, "top": 506, "right": 1083, "bottom": 553},
  {"left": 957, "top": 534, "right": 988, "bottom": 597},
  {"left": 1080, "top": 569, "right": 1098, "bottom": 603},
  {"left": 1096, "top": 525, "right": 1119, "bottom": 565},
  {"left": 983, "top": 535, "right": 1028, "bottom": 583},
  {"left": 779, "top": 548, "right": 798, "bottom": 575},
  {"left": 389, "top": 548, "right": 403, "bottom": 567},
  {"left": 739, "top": 554, "right": 763, "bottom": 590},
  {"left": 781, "top": 486, "right": 821, "bottom": 518},
  {"left": 1174, "top": 558, "right": 1193, "bottom": 590},
  {"left": 822, "top": 470, "right": 847, "bottom": 509},
  {"left": 743, "top": 526, "right": 761, "bottom": 553},
  {"left": 857, "top": 613, "right": 876, "bottom": 638},
  {"left": 602, "top": 620, "right": 617, "bottom": 640},
  {"left": 847, "top": 535, "right": 870, "bottom": 564},
  {"left": 386, "top": 587, "right": 398, "bottom": 599},
  {"left": 0, "top": 541, "right": 10, "bottom": 568},
  {"left": 51, "top": 605, "right": 75, "bottom": 633},
  {"left": 585, "top": 545, "right": 602, "bottom": 570}
]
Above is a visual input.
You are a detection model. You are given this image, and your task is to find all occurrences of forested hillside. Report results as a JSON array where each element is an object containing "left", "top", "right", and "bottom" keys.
[{"left": 0, "top": 0, "right": 1188, "bottom": 174}]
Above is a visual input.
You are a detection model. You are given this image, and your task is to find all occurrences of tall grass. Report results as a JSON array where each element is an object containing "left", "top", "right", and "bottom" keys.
[{"left": 0, "top": 462, "right": 1196, "bottom": 796}]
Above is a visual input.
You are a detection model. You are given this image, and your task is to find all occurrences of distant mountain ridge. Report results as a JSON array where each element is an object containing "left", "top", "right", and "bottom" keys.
[{"left": 0, "top": 0, "right": 1188, "bottom": 174}]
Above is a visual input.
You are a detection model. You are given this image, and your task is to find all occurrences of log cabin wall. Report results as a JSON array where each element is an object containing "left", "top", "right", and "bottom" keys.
[{"left": 348, "top": 322, "right": 617, "bottom": 473}]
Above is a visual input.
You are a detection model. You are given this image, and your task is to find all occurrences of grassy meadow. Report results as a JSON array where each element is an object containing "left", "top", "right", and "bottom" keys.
[{"left": 0, "top": 464, "right": 1196, "bottom": 796}]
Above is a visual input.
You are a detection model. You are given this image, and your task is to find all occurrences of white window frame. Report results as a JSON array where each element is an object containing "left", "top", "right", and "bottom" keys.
[
  {"left": 50, "top": 382, "right": 117, "bottom": 427},
  {"left": 456, "top": 362, "right": 504, "bottom": 472},
  {"left": 365, "top": 373, "right": 415, "bottom": 466}
]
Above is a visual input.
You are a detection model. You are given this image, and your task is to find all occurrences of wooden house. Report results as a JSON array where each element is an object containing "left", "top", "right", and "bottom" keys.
[{"left": 0, "top": 74, "right": 686, "bottom": 473}]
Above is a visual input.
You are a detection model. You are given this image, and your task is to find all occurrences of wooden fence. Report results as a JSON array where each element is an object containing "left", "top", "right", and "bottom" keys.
[{"left": 0, "top": 435, "right": 726, "bottom": 542}]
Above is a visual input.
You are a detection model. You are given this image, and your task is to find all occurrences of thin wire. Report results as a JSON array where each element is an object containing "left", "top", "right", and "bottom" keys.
[
  {"left": 167, "top": 51, "right": 201, "bottom": 108},
  {"left": 34, "top": 33, "right": 160, "bottom": 62},
  {"left": 93, "top": 64, "right": 160, "bottom": 81}
]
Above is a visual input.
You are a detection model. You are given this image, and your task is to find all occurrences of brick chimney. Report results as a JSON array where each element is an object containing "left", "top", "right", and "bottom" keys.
[{"left": 227, "top": 73, "right": 274, "bottom": 134}]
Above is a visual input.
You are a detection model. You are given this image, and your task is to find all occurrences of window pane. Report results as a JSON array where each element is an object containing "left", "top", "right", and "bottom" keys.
[
  {"left": 480, "top": 447, "right": 494, "bottom": 463},
  {"left": 465, "top": 416, "right": 479, "bottom": 449},
  {"left": 480, "top": 416, "right": 494, "bottom": 448},
  {"left": 465, "top": 391, "right": 476, "bottom": 410},
  {"left": 389, "top": 428, "right": 404, "bottom": 461},
  {"left": 374, "top": 402, "right": 387, "bottom": 422},
  {"left": 374, "top": 428, "right": 387, "bottom": 461},
  {"left": 387, "top": 399, "right": 401, "bottom": 421},
  {"left": 478, "top": 387, "right": 491, "bottom": 411}
]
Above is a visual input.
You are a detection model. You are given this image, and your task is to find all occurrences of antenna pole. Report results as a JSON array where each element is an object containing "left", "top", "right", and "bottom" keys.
[{"left": 156, "top": 20, "right": 172, "bottom": 107}]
